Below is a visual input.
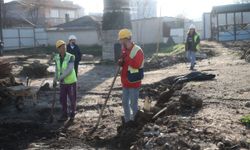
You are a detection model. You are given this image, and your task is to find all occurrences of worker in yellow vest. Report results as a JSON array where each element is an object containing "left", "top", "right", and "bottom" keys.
[
  {"left": 185, "top": 24, "right": 200, "bottom": 70},
  {"left": 53, "top": 40, "right": 77, "bottom": 122}
]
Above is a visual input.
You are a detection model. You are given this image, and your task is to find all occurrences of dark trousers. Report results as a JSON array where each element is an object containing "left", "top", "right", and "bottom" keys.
[
  {"left": 60, "top": 83, "right": 77, "bottom": 116},
  {"left": 74, "top": 62, "right": 79, "bottom": 77}
]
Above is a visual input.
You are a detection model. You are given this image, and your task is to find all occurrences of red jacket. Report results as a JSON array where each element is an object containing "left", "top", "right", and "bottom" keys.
[{"left": 121, "top": 44, "right": 144, "bottom": 88}]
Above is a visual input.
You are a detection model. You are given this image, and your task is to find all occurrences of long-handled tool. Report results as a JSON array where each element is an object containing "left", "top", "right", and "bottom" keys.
[
  {"left": 48, "top": 85, "right": 57, "bottom": 123},
  {"left": 89, "top": 66, "right": 120, "bottom": 134}
]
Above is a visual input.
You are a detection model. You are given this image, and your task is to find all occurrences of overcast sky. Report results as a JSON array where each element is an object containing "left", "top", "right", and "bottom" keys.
[
  {"left": 67, "top": 0, "right": 236, "bottom": 20},
  {"left": 5, "top": 0, "right": 236, "bottom": 20}
]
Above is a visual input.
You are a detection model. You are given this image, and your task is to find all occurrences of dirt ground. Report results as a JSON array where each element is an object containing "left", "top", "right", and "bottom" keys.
[{"left": 0, "top": 41, "right": 250, "bottom": 150}]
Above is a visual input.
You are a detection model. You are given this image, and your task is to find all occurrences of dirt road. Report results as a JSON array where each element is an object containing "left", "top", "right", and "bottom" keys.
[{"left": 0, "top": 41, "right": 250, "bottom": 149}]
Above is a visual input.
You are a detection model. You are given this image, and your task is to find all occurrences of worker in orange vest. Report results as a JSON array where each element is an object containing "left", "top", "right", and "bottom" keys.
[{"left": 118, "top": 28, "right": 144, "bottom": 126}]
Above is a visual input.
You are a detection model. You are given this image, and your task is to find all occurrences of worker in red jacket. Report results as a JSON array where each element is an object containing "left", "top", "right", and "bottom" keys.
[{"left": 118, "top": 28, "right": 144, "bottom": 125}]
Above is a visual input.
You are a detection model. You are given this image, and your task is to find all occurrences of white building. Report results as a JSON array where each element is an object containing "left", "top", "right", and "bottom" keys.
[{"left": 130, "top": 0, "right": 157, "bottom": 20}]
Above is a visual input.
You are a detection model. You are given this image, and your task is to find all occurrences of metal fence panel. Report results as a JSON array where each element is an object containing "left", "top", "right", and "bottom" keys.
[
  {"left": 3, "top": 27, "right": 48, "bottom": 50},
  {"left": 35, "top": 28, "right": 48, "bottom": 46}
]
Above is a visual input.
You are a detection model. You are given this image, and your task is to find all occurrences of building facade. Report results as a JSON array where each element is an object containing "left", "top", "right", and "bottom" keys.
[{"left": 4, "top": 0, "right": 83, "bottom": 27}]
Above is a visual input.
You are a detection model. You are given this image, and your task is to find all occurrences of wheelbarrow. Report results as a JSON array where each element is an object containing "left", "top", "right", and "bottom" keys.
[
  {"left": 6, "top": 85, "right": 40, "bottom": 111},
  {"left": 6, "top": 79, "right": 45, "bottom": 111}
]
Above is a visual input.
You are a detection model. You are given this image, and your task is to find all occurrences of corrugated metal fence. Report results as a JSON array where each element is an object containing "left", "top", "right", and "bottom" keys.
[{"left": 3, "top": 27, "right": 48, "bottom": 50}]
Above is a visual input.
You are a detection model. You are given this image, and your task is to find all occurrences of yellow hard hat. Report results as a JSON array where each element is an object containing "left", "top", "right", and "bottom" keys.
[
  {"left": 118, "top": 28, "right": 132, "bottom": 40},
  {"left": 56, "top": 40, "right": 65, "bottom": 49}
]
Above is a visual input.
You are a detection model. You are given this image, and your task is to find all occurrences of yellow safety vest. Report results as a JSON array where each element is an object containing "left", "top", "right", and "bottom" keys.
[
  {"left": 54, "top": 52, "right": 77, "bottom": 84},
  {"left": 194, "top": 34, "right": 200, "bottom": 51}
]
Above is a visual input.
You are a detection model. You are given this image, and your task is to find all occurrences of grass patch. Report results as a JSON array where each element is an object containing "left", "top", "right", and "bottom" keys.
[
  {"left": 240, "top": 114, "right": 250, "bottom": 127},
  {"left": 4, "top": 44, "right": 102, "bottom": 57},
  {"left": 159, "top": 44, "right": 185, "bottom": 56},
  {"left": 141, "top": 43, "right": 176, "bottom": 57}
]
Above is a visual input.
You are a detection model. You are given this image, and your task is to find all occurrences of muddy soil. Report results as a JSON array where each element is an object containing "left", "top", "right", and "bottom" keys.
[{"left": 0, "top": 41, "right": 250, "bottom": 150}]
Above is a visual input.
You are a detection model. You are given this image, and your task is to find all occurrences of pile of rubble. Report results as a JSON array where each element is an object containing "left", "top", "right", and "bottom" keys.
[
  {"left": 144, "top": 47, "right": 215, "bottom": 71},
  {"left": 0, "top": 59, "right": 21, "bottom": 107},
  {"left": 144, "top": 55, "right": 187, "bottom": 71},
  {"left": 0, "top": 58, "right": 16, "bottom": 88},
  {"left": 111, "top": 72, "right": 248, "bottom": 149},
  {"left": 222, "top": 40, "right": 250, "bottom": 62},
  {"left": 0, "top": 59, "right": 12, "bottom": 79},
  {"left": 20, "top": 60, "right": 49, "bottom": 78},
  {"left": 113, "top": 74, "right": 204, "bottom": 149}
]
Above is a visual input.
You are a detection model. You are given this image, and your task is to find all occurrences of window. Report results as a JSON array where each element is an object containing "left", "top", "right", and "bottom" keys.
[
  {"left": 243, "top": 12, "right": 250, "bottom": 24},
  {"left": 227, "top": 13, "right": 234, "bottom": 25},
  {"left": 162, "top": 22, "right": 170, "bottom": 37},
  {"left": 50, "top": 9, "right": 59, "bottom": 18},
  {"left": 218, "top": 14, "right": 226, "bottom": 26},
  {"left": 67, "top": 10, "right": 75, "bottom": 18}
]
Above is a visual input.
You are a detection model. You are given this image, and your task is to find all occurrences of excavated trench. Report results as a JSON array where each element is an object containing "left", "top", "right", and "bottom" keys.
[{"left": 1, "top": 71, "right": 249, "bottom": 150}]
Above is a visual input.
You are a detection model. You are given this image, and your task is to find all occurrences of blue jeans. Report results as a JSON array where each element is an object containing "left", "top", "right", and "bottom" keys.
[
  {"left": 186, "top": 50, "right": 196, "bottom": 68},
  {"left": 122, "top": 88, "right": 139, "bottom": 122}
]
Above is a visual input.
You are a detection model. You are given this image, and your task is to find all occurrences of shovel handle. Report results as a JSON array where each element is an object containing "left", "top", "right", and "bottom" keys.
[
  {"left": 51, "top": 86, "right": 57, "bottom": 115},
  {"left": 94, "top": 66, "right": 120, "bottom": 129}
]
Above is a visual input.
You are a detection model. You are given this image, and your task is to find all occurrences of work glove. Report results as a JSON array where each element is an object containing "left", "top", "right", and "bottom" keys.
[
  {"left": 60, "top": 79, "right": 64, "bottom": 84},
  {"left": 118, "top": 58, "right": 124, "bottom": 66},
  {"left": 59, "top": 74, "right": 65, "bottom": 84}
]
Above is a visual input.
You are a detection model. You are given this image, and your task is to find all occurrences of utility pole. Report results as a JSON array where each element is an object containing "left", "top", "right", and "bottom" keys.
[
  {"left": 0, "top": 0, "right": 4, "bottom": 56},
  {"left": 156, "top": 5, "right": 162, "bottom": 60},
  {"left": 0, "top": 0, "right": 3, "bottom": 42}
]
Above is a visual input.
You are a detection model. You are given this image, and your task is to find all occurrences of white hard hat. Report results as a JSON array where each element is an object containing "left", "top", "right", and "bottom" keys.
[
  {"left": 68, "top": 35, "right": 77, "bottom": 40},
  {"left": 189, "top": 24, "right": 196, "bottom": 30}
]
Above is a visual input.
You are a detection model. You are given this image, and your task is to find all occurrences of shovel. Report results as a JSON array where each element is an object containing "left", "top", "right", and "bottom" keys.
[
  {"left": 89, "top": 66, "right": 120, "bottom": 134},
  {"left": 48, "top": 85, "right": 57, "bottom": 123}
]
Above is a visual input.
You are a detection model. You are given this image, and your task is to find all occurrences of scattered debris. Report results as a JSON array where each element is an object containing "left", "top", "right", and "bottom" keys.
[
  {"left": 39, "top": 82, "right": 51, "bottom": 91},
  {"left": 82, "top": 54, "right": 94, "bottom": 61},
  {"left": 144, "top": 45, "right": 216, "bottom": 71},
  {"left": 0, "top": 76, "right": 16, "bottom": 87},
  {"left": 245, "top": 102, "right": 250, "bottom": 108},
  {"left": 0, "top": 62, "right": 22, "bottom": 108},
  {"left": 222, "top": 40, "right": 250, "bottom": 63},
  {"left": 144, "top": 55, "right": 187, "bottom": 71},
  {"left": 179, "top": 93, "right": 203, "bottom": 110},
  {"left": 1, "top": 41, "right": 250, "bottom": 149},
  {"left": 0, "top": 59, "right": 12, "bottom": 78},
  {"left": 20, "top": 60, "right": 49, "bottom": 78}
]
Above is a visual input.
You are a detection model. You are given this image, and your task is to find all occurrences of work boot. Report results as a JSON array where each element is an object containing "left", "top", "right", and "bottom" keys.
[
  {"left": 69, "top": 113, "right": 75, "bottom": 121},
  {"left": 190, "top": 66, "right": 194, "bottom": 70},
  {"left": 124, "top": 120, "right": 137, "bottom": 128},
  {"left": 121, "top": 116, "right": 125, "bottom": 126},
  {"left": 58, "top": 114, "right": 68, "bottom": 122}
]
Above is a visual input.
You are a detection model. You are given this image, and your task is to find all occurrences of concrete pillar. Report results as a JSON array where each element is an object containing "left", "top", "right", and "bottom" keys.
[{"left": 102, "top": 0, "right": 132, "bottom": 61}]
